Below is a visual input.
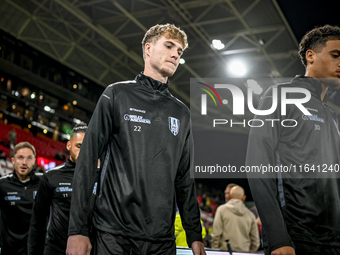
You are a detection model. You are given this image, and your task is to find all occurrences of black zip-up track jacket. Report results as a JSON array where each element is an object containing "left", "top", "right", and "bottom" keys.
[
  {"left": 28, "top": 159, "right": 76, "bottom": 255},
  {"left": 0, "top": 170, "right": 42, "bottom": 255},
  {"left": 246, "top": 76, "right": 340, "bottom": 254},
  {"left": 68, "top": 73, "right": 202, "bottom": 247}
]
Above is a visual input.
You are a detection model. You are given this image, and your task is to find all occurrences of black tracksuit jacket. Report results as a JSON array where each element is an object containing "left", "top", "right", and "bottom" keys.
[
  {"left": 246, "top": 76, "right": 340, "bottom": 254},
  {"left": 68, "top": 73, "right": 202, "bottom": 247},
  {"left": 28, "top": 159, "right": 76, "bottom": 255},
  {"left": 0, "top": 170, "right": 42, "bottom": 255}
]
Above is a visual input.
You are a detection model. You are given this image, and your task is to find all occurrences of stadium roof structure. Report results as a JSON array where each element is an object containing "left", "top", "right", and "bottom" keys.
[{"left": 0, "top": 0, "right": 339, "bottom": 134}]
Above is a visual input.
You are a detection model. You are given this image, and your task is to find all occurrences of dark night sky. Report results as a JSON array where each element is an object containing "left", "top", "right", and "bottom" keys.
[{"left": 277, "top": 0, "right": 340, "bottom": 42}]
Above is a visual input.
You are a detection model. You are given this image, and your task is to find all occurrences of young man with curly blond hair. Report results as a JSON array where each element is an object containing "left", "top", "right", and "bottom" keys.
[{"left": 66, "top": 24, "right": 205, "bottom": 255}]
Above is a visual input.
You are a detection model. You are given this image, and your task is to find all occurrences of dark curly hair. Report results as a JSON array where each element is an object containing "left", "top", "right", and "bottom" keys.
[
  {"left": 70, "top": 122, "right": 87, "bottom": 138},
  {"left": 298, "top": 24, "right": 340, "bottom": 67}
]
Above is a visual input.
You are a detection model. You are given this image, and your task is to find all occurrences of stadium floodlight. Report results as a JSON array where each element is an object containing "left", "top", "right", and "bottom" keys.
[
  {"left": 212, "top": 39, "right": 225, "bottom": 50},
  {"left": 228, "top": 60, "right": 247, "bottom": 77}
]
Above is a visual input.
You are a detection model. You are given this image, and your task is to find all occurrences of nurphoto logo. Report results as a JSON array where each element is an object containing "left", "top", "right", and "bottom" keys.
[
  {"left": 198, "top": 82, "right": 312, "bottom": 116},
  {"left": 192, "top": 79, "right": 313, "bottom": 129}
]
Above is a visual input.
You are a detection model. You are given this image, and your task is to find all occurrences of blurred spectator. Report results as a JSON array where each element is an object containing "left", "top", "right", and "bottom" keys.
[
  {"left": 248, "top": 204, "right": 263, "bottom": 251},
  {"left": 0, "top": 138, "right": 10, "bottom": 148},
  {"left": 199, "top": 193, "right": 212, "bottom": 213},
  {"left": 7, "top": 128, "right": 17, "bottom": 149},
  {"left": 208, "top": 198, "right": 219, "bottom": 216},
  {"left": 197, "top": 194, "right": 202, "bottom": 207},
  {"left": 0, "top": 149, "right": 6, "bottom": 160},
  {"left": 174, "top": 211, "right": 206, "bottom": 247},
  {"left": 54, "top": 150, "right": 66, "bottom": 161},
  {"left": 35, "top": 165, "right": 46, "bottom": 173},
  {"left": 211, "top": 186, "right": 260, "bottom": 252},
  {"left": 224, "top": 183, "right": 237, "bottom": 203}
]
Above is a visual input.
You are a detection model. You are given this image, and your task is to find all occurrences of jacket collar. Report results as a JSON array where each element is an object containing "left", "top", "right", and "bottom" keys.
[
  {"left": 65, "top": 158, "right": 76, "bottom": 169},
  {"left": 13, "top": 170, "right": 38, "bottom": 183},
  {"left": 292, "top": 75, "right": 337, "bottom": 103},
  {"left": 136, "top": 73, "right": 170, "bottom": 94}
]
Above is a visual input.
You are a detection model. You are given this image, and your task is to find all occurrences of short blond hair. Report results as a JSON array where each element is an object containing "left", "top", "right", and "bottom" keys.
[
  {"left": 141, "top": 23, "right": 188, "bottom": 59},
  {"left": 226, "top": 183, "right": 237, "bottom": 190}
]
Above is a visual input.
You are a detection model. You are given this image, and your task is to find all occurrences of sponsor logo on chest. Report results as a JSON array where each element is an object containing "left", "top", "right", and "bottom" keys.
[
  {"left": 302, "top": 114, "right": 324, "bottom": 123},
  {"left": 302, "top": 108, "right": 324, "bottom": 124},
  {"left": 124, "top": 114, "right": 151, "bottom": 124},
  {"left": 4, "top": 195, "right": 21, "bottom": 201},
  {"left": 56, "top": 187, "right": 73, "bottom": 192}
]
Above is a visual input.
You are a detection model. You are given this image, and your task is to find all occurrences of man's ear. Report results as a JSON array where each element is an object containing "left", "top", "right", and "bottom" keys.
[
  {"left": 144, "top": 43, "right": 152, "bottom": 58},
  {"left": 306, "top": 49, "right": 315, "bottom": 65},
  {"left": 66, "top": 141, "right": 71, "bottom": 151}
]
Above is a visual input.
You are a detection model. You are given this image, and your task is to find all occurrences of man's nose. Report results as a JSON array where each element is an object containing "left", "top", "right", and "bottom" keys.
[{"left": 171, "top": 49, "right": 179, "bottom": 59}]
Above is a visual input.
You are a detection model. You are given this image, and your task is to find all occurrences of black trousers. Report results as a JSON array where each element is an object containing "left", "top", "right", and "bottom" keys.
[
  {"left": 264, "top": 243, "right": 340, "bottom": 255},
  {"left": 91, "top": 230, "right": 176, "bottom": 255},
  {"left": 294, "top": 242, "right": 340, "bottom": 255},
  {"left": 43, "top": 242, "right": 66, "bottom": 255}
]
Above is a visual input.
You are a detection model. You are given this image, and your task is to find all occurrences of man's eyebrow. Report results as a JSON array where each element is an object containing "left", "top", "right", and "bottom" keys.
[
  {"left": 164, "top": 40, "right": 183, "bottom": 51},
  {"left": 329, "top": 49, "right": 340, "bottom": 54}
]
